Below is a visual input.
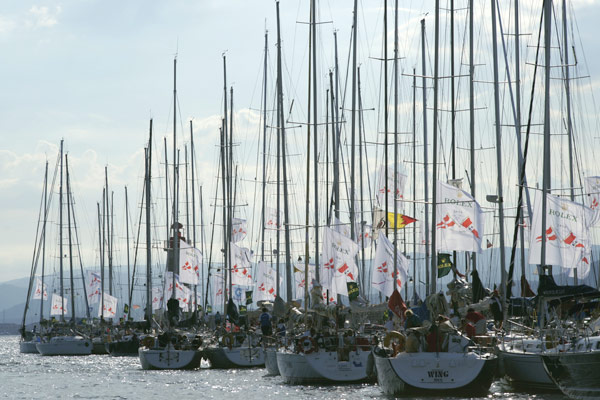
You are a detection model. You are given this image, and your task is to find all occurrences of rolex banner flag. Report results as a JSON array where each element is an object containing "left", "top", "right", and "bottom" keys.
[
  {"left": 528, "top": 192, "right": 600, "bottom": 269},
  {"left": 585, "top": 176, "right": 600, "bottom": 210},
  {"left": 372, "top": 233, "right": 410, "bottom": 297},
  {"left": 179, "top": 242, "right": 202, "bottom": 285},
  {"left": 33, "top": 278, "right": 48, "bottom": 300},
  {"left": 435, "top": 180, "right": 484, "bottom": 253},
  {"left": 376, "top": 164, "right": 407, "bottom": 207},
  {"left": 231, "top": 218, "right": 248, "bottom": 243},
  {"left": 230, "top": 242, "right": 254, "bottom": 286},
  {"left": 437, "top": 253, "right": 453, "bottom": 278},
  {"left": 321, "top": 227, "right": 360, "bottom": 298},
  {"left": 253, "top": 261, "right": 278, "bottom": 303}
]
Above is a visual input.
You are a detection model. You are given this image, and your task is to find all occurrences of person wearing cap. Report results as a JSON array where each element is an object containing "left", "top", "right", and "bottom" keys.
[{"left": 404, "top": 309, "right": 422, "bottom": 330}]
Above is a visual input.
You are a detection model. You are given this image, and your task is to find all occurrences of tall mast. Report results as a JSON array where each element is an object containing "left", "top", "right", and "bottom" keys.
[
  {"left": 303, "top": 0, "right": 312, "bottom": 309},
  {"left": 276, "top": 14, "right": 282, "bottom": 295},
  {"left": 358, "top": 66, "right": 366, "bottom": 288},
  {"left": 276, "top": 1, "right": 292, "bottom": 301},
  {"left": 450, "top": 0, "right": 456, "bottom": 181},
  {"left": 145, "top": 119, "right": 153, "bottom": 324},
  {"left": 185, "top": 146, "right": 190, "bottom": 239},
  {"left": 350, "top": 0, "right": 358, "bottom": 243},
  {"left": 562, "top": 0, "right": 576, "bottom": 283},
  {"left": 228, "top": 87, "right": 234, "bottom": 299},
  {"left": 190, "top": 121, "right": 198, "bottom": 316},
  {"left": 98, "top": 200, "right": 104, "bottom": 322},
  {"left": 219, "top": 123, "right": 228, "bottom": 312},
  {"left": 171, "top": 57, "right": 179, "bottom": 300},
  {"left": 261, "top": 30, "right": 269, "bottom": 262},
  {"left": 333, "top": 31, "right": 341, "bottom": 224},
  {"left": 125, "top": 186, "right": 131, "bottom": 319},
  {"left": 412, "top": 69, "right": 417, "bottom": 301},
  {"left": 105, "top": 167, "right": 112, "bottom": 296},
  {"left": 540, "top": 0, "right": 552, "bottom": 272},
  {"left": 431, "top": 0, "right": 440, "bottom": 295},
  {"left": 491, "top": 0, "right": 508, "bottom": 308},
  {"left": 311, "top": 0, "right": 320, "bottom": 287},
  {"left": 469, "top": 0, "right": 476, "bottom": 274},
  {"left": 383, "top": 0, "right": 389, "bottom": 238},
  {"left": 59, "top": 140, "right": 64, "bottom": 321},
  {"left": 421, "top": 19, "right": 430, "bottom": 293},
  {"left": 393, "top": 0, "right": 399, "bottom": 290},
  {"left": 164, "top": 138, "right": 169, "bottom": 242},
  {"left": 66, "top": 155, "right": 75, "bottom": 322},
  {"left": 39, "top": 161, "right": 48, "bottom": 325}
]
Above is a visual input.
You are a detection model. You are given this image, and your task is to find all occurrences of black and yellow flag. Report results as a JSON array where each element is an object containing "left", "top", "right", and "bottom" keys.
[{"left": 437, "top": 253, "right": 453, "bottom": 278}]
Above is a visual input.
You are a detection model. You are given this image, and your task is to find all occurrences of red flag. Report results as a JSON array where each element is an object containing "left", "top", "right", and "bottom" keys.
[{"left": 388, "top": 289, "right": 407, "bottom": 319}]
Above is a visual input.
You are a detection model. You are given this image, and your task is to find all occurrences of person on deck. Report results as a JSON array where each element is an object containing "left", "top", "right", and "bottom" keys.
[
  {"left": 404, "top": 309, "right": 422, "bottom": 330},
  {"left": 214, "top": 312, "right": 222, "bottom": 328},
  {"left": 259, "top": 307, "right": 272, "bottom": 336},
  {"left": 489, "top": 291, "right": 504, "bottom": 330}
]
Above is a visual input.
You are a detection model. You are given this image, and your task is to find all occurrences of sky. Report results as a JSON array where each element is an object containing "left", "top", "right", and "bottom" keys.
[{"left": 1, "top": 0, "right": 600, "bottom": 286}]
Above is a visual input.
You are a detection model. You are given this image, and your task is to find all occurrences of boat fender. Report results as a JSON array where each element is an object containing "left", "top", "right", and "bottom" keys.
[
  {"left": 383, "top": 331, "right": 405, "bottom": 350},
  {"left": 298, "top": 336, "right": 318, "bottom": 354},
  {"left": 221, "top": 333, "right": 234, "bottom": 349}
]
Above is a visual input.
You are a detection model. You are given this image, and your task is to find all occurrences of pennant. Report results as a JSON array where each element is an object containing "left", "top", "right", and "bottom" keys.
[
  {"left": 388, "top": 289, "right": 407, "bottom": 319},
  {"left": 210, "top": 272, "right": 228, "bottom": 310},
  {"left": 437, "top": 253, "right": 453, "bottom": 278},
  {"left": 245, "top": 290, "right": 253, "bottom": 305},
  {"left": 435, "top": 180, "right": 485, "bottom": 253},
  {"left": 388, "top": 212, "right": 417, "bottom": 229},
  {"left": 486, "top": 239, "right": 493, "bottom": 249}
]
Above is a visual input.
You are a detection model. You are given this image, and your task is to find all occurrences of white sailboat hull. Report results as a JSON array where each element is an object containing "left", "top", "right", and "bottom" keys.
[
  {"left": 138, "top": 345, "right": 202, "bottom": 370},
  {"left": 499, "top": 349, "right": 555, "bottom": 388},
  {"left": 36, "top": 336, "right": 92, "bottom": 356},
  {"left": 374, "top": 351, "right": 497, "bottom": 395},
  {"left": 204, "top": 346, "right": 265, "bottom": 368},
  {"left": 20, "top": 340, "right": 39, "bottom": 354},
  {"left": 265, "top": 348, "right": 279, "bottom": 375},
  {"left": 276, "top": 349, "right": 373, "bottom": 384}
]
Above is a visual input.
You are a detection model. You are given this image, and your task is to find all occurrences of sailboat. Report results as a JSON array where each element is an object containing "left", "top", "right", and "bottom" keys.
[{"left": 138, "top": 58, "right": 202, "bottom": 370}]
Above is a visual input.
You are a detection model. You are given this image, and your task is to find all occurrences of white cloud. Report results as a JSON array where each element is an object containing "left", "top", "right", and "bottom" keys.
[
  {"left": 27, "top": 5, "right": 61, "bottom": 28},
  {"left": 0, "top": 15, "right": 17, "bottom": 33}
]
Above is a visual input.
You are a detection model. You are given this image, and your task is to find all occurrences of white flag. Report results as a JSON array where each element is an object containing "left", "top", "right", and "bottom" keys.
[
  {"left": 435, "top": 180, "right": 484, "bottom": 253},
  {"left": 232, "top": 286, "right": 246, "bottom": 305},
  {"left": 151, "top": 287, "right": 163, "bottom": 311},
  {"left": 321, "top": 227, "right": 360, "bottom": 298},
  {"left": 372, "top": 233, "right": 409, "bottom": 297},
  {"left": 264, "top": 207, "right": 282, "bottom": 230},
  {"left": 87, "top": 271, "right": 102, "bottom": 304},
  {"left": 585, "top": 176, "right": 600, "bottom": 210},
  {"left": 210, "top": 272, "right": 227, "bottom": 311},
  {"left": 358, "top": 224, "right": 373, "bottom": 248},
  {"left": 528, "top": 193, "right": 599, "bottom": 269},
  {"left": 293, "top": 262, "right": 314, "bottom": 301},
  {"left": 33, "top": 278, "right": 48, "bottom": 301},
  {"left": 230, "top": 242, "right": 254, "bottom": 286},
  {"left": 333, "top": 216, "right": 351, "bottom": 238},
  {"left": 98, "top": 293, "right": 118, "bottom": 319},
  {"left": 50, "top": 294, "right": 67, "bottom": 316},
  {"left": 253, "top": 261, "right": 278, "bottom": 303},
  {"left": 179, "top": 242, "right": 202, "bottom": 285},
  {"left": 376, "top": 164, "right": 407, "bottom": 207},
  {"left": 164, "top": 272, "right": 190, "bottom": 310},
  {"left": 231, "top": 218, "right": 248, "bottom": 243}
]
